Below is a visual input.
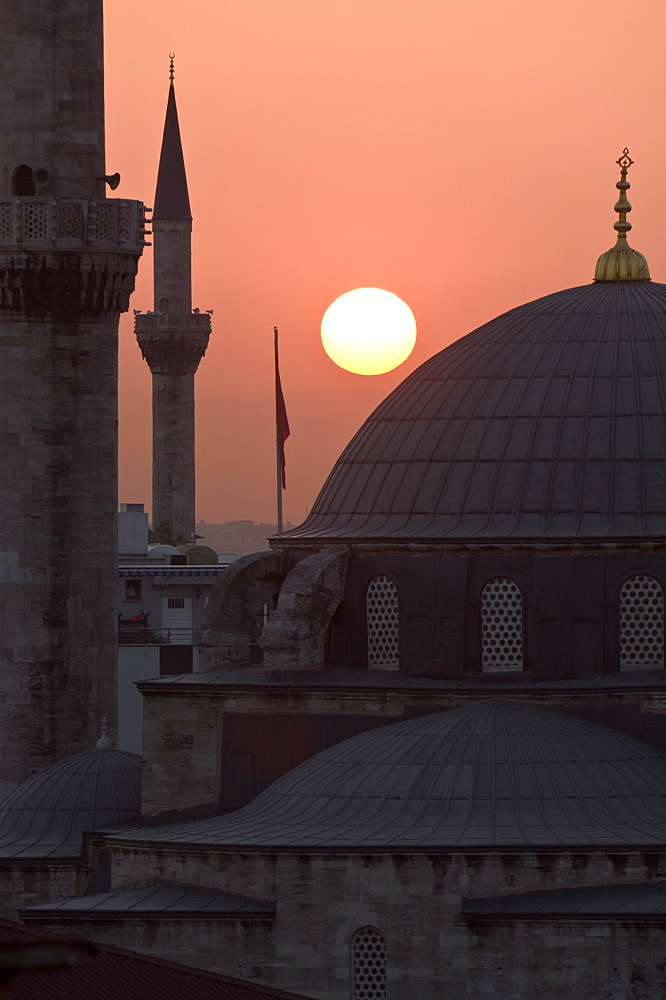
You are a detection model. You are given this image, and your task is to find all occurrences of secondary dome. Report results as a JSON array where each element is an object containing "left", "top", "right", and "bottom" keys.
[
  {"left": 285, "top": 281, "right": 666, "bottom": 540},
  {"left": 125, "top": 701, "right": 666, "bottom": 848},
  {"left": 0, "top": 745, "right": 141, "bottom": 858}
]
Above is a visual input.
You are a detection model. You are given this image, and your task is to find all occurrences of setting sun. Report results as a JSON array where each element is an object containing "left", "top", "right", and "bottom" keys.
[{"left": 320, "top": 288, "right": 417, "bottom": 375}]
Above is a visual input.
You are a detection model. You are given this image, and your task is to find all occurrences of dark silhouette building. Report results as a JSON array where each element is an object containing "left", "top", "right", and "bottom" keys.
[
  {"left": 0, "top": 0, "right": 147, "bottom": 797},
  {"left": 135, "top": 62, "right": 211, "bottom": 543}
]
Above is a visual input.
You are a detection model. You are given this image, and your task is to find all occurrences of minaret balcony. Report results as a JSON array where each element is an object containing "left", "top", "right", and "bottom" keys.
[
  {"left": 135, "top": 312, "right": 211, "bottom": 375},
  {"left": 134, "top": 311, "right": 211, "bottom": 335},
  {"left": 0, "top": 197, "right": 150, "bottom": 254}
]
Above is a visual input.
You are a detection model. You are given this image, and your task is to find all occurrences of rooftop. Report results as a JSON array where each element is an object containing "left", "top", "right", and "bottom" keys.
[
  {"left": 283, "top": 281, "right": 666, "bottom": 542},
  {"left": 21, "top": 878, "right": 275, "bottom": 919},
  {"left": 110, "top": 701, "right": 666, "bottom": 849},
  {"left": 464, "top": 879, "right": 666, "bottom": 919},
  {"left": 0, "top": 919, "right": 314, "bottom": 1000}
]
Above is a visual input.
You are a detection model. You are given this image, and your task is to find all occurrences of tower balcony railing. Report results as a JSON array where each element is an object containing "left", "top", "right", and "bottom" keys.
[
  {"left": 118, "top": 623, "right": 196, "bottom": 646},
  {"left": 0, "top": 197, "right": 150, "bottom": 254},
  {"left": 134, "top": 311, "right": 212, "bottom": 333}
]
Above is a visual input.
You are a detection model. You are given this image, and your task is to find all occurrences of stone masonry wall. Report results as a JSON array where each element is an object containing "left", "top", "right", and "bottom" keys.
[
  {"left": 140, "top": 692, "right": 219, "bottom": 816},
  {"left": 33, "top": 844, "right": 666, "bottom": 1000},
  {"left": 0, "top": 0, "right": 106, "bottom": 200},
  {"left": 138, "top": 681, "right": 666, "bottom": 818},
  {"left": 469, "top": 918, "right": 666, "bottom": 1000},
  {"left": 0, "top": 316, "right": 121, "bottom": 796}
]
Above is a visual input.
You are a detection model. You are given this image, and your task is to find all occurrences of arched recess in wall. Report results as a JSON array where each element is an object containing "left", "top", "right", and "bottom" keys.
[
  {"left": 366, "top": 575, "right": 399, "bottom": 670},
  {"left": 620, "top": 574, "right": 664, "bottom": 670},
  {"left": 350, "top": 925, "right": 386, "bottom": 1000},
  {"left": 12, "top": 165, "right": 35, "bottom": 196},
  {"left": 480, "top": 576, "right": 524, "bottom": 672}
]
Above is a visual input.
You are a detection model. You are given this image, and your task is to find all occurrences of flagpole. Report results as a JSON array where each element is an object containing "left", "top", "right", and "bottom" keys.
[{"left": 275, "top": 327, "right": 284, "bottom": 535}]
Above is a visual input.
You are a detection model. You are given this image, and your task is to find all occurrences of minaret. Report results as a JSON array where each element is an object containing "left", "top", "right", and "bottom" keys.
[
  {"left": 0, "top": 0, "right": 148, "bottom": 796},
  {"left": 135, "top": 58, "right": 211, "bottom": 542}
]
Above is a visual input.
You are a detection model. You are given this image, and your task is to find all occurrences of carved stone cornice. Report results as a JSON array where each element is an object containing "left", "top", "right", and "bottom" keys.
[
  {"left": 0, "top": 250, "right": 142, "bottom": 320},
  {"left": 0, "top": 196, "right": 148, "bottom": 320}
]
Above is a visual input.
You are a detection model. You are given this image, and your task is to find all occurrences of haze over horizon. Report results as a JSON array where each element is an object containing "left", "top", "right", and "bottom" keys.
[{"left": 106, "top": 0, "right": 666, "bottom": 527}]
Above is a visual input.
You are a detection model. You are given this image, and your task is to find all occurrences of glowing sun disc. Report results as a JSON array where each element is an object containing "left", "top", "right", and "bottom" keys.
[{"left": 321, "top": 287, "right": 417, "bottom": 375}]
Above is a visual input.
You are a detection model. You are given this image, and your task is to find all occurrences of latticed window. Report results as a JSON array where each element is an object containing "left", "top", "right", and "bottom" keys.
[
  {"left": 366, "top": 575, "right": 399, "bottom": 670},
  {"left": 620, "top": 575, "right": 664, "bottom": 670},
  {"left": 351, "top": 926, "right": 386, "bottom": 1000},
  {"left": 0, "top": 203, "right": 13, "bottom": 240},
  {"left": 22, "top": 201, "right": 48, "bottom": 239},
  {"left": 481, "top": 577, "right": 523, "bottom": 672}
]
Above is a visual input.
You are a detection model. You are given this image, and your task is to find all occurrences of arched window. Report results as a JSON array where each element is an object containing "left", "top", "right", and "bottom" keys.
[
  {"left": 366, "top": 575, "right": 399, "bottom": 670},
  {"left": 12, "top": 165, "right": 35, "bottom": 196},
  {"left": 481, "top": 577, "right": 524, "bottom": 672},
  {"left": 620, "top": 575, "right": 664, "bottom": 670},
  {"left": 350, "top": 925, "right": 386, "bottom": 1000}
]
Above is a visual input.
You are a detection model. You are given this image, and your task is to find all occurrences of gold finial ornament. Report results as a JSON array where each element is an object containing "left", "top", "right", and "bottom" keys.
[
  {"left": 594, "top": 148, "right": 650, "bottom": 281},
  {"left": 169, "top": 53, "right": 175, "bottom": 82}
]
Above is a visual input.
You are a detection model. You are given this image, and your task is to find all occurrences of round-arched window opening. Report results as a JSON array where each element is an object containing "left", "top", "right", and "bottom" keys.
[
  {"left": 366, "top": 575, "right": 399, "bottom": 670},
  {"left": 481, "top": 577, "right": 524, "bottom": 672},
  {"left": 620, "top": 575, "right": 664, "bottom": 670},
  {"left": 350, "top": 925, "right": 386, "bottom": 1000},
  {"left": 12, "top": 165, "right": 35, "bottom": 196}
]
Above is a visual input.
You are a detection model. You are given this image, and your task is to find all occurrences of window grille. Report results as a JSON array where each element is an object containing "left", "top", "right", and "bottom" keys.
[
  {"left": 57, "top": 201, "right": 83, "bottom": 239},
  {"left": 22, "top": 202, "right": 48, "bottom": 239},
  {"left": 481, "top": 577, "right": 523, "bottom": 672},
  {"left": 88, "top": 202, "right": 112, "bottom": 241},
  {"left": 351, "top": 926, "right": 386, "bottom": 1000},
  {"left": 620, "top": 575, "right": 664, "bottom": 670},
  {"left": 366, "top": 575, "right": 399, "bottom": 670},
  {"left": 0, "top": 203, "right": 13, "bottom": 239},
  {"left": 117, "top": 203, "right": 132, "bottom": 243},
  {"left": 167, "top": 597, "right": 186, "bottom": 610}
]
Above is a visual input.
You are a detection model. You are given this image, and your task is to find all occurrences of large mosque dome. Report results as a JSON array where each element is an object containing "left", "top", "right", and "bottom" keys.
[
  {"left": 286, "top": 281, "right": 666, "bottom": 541},
  {"left": 124, "top": 701, "right": 666, "bottom": 848}
]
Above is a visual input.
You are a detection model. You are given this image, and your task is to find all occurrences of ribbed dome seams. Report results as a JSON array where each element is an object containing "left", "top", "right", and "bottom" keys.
[
  {"left": 0, "top": 748, "right": 141, "bottom": 858},
  {"left": 285, "top": 282, "right": 666, "bottom": 540},
  {"left": 119, "top": 701, "right": 666, "bottom": 848}
]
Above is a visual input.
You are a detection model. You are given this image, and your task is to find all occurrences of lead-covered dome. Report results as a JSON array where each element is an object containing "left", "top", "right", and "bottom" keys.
[
  {"left": 286, "top": 281, "right": 666, "bottom": 540},
  {"left": 0, "top": 746, "right": 141, "bottom": 858},
  {"left": 125, "top": 701, "right": 666, "bottom": 848}
]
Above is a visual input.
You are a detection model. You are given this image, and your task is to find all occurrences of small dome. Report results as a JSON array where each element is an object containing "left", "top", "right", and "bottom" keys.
[
  {"left": 0, "top": 746, "right": 141, "bottom": 858},
  {"left": 134, "top": 702, "right": 666, "bottom": 848},
  {"left": 147, "top": 543, "right": 181, "bottom": 558},
  {"left": 284, "top": 281, "right": 666, "bottom": 541}
]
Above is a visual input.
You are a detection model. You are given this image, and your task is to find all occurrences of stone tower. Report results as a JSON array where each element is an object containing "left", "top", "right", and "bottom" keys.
[
  {"left": 0, "top": 0, "right": 148, "bottom": 797},
  {"left": 135, "top": 64, "right": 211, "bottom": 542}
]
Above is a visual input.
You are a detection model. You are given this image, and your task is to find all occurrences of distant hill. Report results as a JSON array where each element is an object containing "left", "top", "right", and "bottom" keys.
[{"left": 195, "top": 520, "right": 296, "bottom": 556}]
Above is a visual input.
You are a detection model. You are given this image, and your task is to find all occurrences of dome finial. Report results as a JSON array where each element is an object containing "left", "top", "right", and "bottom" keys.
[
  {"left": 96, "top": 717, "right": 113, "bottom": 750},
  {"left": 594, "top": 148, "right": 650, "bottom": 281},
  {"left": 169, "top": 52, "right": 175, "bottom": 83}
]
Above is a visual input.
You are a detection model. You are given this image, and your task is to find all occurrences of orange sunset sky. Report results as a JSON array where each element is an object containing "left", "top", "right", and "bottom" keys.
[{"left": 105, "top": 0, "right": 666, "bottom": 528}]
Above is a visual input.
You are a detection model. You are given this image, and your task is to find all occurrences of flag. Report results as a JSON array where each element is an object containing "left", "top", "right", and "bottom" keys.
[{"left": 274, "top": 327, "right": 290, "bottom": 489}]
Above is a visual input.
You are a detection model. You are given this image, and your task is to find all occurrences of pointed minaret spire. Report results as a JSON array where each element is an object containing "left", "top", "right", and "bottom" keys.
[
  {"left": 154, "top": 55, "right": 191, "bottom": 224},
  {"left": 135, "top": 59, "right": 211, "bottom": 543}
]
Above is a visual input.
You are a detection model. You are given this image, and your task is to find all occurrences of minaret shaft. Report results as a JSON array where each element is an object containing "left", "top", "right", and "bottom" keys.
[
  {"left": 0, "top": 0, "right": 106, "bottom": 199},
  {"left": 152, "top": 373, "right": 196, "bottom": 538},
  {"left": 153, "top": 220, "right": 192, "bottom": 316},
  {"left": 0, "top": 0, "right": 146, "bottom": 796}
]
